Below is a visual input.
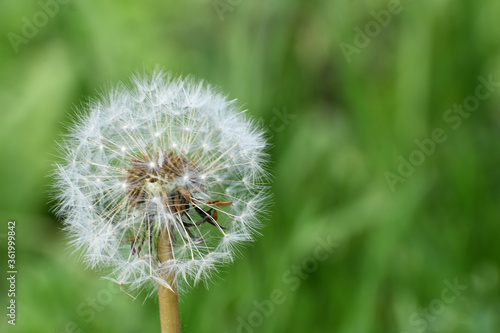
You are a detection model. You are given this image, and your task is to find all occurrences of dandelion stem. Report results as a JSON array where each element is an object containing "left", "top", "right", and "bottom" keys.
[{"left": 158, "top": 229, "right": 181, "bottom": 333}]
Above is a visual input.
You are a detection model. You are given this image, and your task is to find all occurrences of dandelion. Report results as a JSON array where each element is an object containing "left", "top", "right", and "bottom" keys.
[{"left": 52, "top": 71, "right": 269, "bottom": 332}]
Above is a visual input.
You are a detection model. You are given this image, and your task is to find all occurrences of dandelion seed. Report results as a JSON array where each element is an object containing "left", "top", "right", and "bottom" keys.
[{"left": 52, "top": 71, "right": 270, "bottom": 326}]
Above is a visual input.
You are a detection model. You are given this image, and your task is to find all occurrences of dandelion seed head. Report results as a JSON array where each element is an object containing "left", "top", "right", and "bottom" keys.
[{"left": 52, "top": 71, "right": 269, "bottom": 296}]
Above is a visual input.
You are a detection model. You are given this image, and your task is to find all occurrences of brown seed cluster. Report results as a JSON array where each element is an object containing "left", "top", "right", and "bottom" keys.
[
  {"left": 126, "top": 151, "right": 198, "bottom": 207},
  {"left": 124, "top": 150, "right": 231, "bottom": 251}
]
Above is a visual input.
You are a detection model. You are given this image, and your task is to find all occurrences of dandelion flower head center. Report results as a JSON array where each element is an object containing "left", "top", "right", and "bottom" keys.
[{"left": 127, "top": 150, "right": 202, "bottom": 203}]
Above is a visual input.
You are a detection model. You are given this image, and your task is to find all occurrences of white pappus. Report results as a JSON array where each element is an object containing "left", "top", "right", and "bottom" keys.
[{"left": 52, "top": 71, "right": 270, "bottom": 296}]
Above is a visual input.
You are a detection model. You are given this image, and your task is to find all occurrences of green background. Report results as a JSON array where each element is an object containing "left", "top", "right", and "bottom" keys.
[{"left": 1, "top": 0, "right": 499, "bottom": 332}]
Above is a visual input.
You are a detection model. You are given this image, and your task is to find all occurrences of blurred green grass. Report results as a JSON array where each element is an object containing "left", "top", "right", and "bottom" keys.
[{"left": 1, "top": 0, "right": 499, "bottom": 332}]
